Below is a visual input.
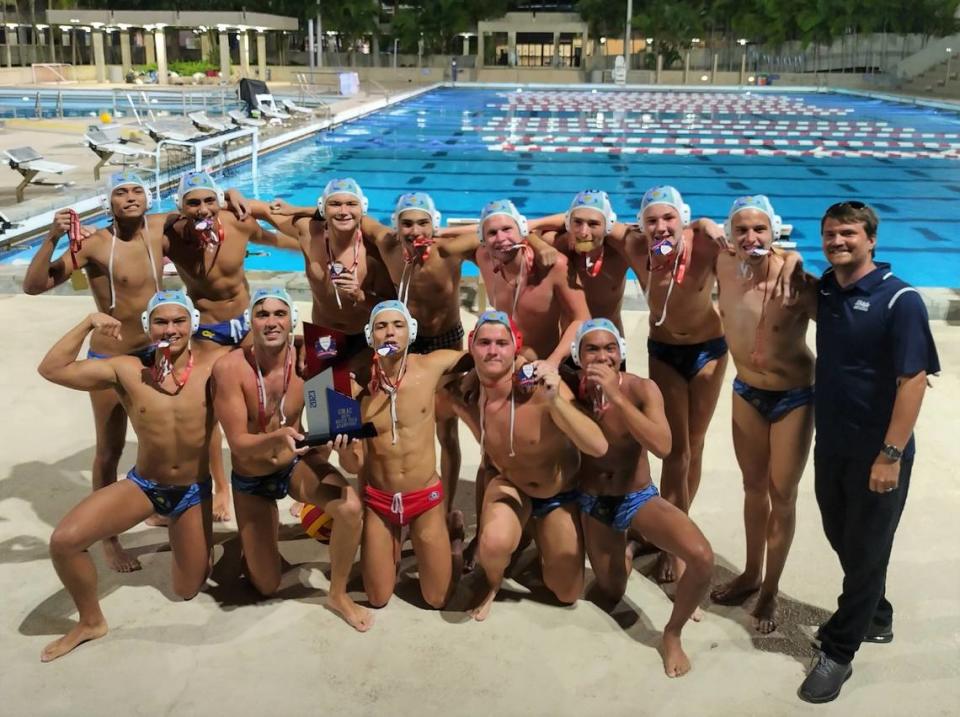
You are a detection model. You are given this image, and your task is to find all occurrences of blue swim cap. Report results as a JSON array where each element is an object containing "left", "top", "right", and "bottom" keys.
[
  {"left": 392, "top": 192, "right": 441, "bottom": 229},
  {"left": 565, "top": 190, "right": 617, "bottom": 235},
  {"left": 571, "top": 318, "right": 627, "bottom": 367},
  {"left": 318, "top": 177, "right": 369, "bottom": 217},
  {"left": 479, "top": 199, "right": 529, "bottom": 242},
  {"left": 724, "top": 194, "right": 783, "bottom": 239},
  {"left": 468, "top": 309, "right": 522, "bottom": 348},
  {"left": 175, "top": 170, "right": 225, "bottom": 209},
  {"left": 247, "top": 287, "right": 299, "bottom": 329},
  {"left": 638, "top": 185, "right": 691, "bottom": 226},
  {"left": 141, "top": 290, "right": 200, "bottom": 335},
  {"left": 364, "top": 299, "right": 418, "bottom": 346}
]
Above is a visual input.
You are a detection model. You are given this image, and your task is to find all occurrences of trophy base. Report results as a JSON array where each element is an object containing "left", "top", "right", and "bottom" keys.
[{"left": 296, "top": 422, "right": 378, "bottom": 448}]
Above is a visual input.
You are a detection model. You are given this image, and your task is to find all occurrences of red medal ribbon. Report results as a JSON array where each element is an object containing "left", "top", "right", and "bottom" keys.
[{"left": 68, "top": 209, "right": 82, "bottom": 270}]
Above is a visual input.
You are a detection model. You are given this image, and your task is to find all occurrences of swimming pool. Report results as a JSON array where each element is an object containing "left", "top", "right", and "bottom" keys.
[{"left": 5, "top": 87, "right": 960, "bottom": 286}]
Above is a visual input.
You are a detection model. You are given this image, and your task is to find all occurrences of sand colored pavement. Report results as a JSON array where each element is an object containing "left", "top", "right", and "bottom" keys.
[{"left": 0, "top": 295, "right": 957, "bottom": 716}]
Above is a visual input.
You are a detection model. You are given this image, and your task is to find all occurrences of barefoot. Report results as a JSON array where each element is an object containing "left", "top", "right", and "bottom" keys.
[
  {"left": 655, "top": 552, "right": 683, "bottom": 584},
  {"left": 752, "top": 590, "right": 779, "bottom": 634},
  {"left": 710, "top": 572, "right": 761, "bottom": 605},
  {"left": 144, "top": 514, "right": 170, "bottom": 527},
  {"left": 213, "top": 491, "right": 232, "bottom": 522},
  {"left": 101, "top": 537, "right": 141, "bottom": 572},
  {"left": 289, "top": 501, "right": 305, "bottom": 518},
  {"left": 658, "top": 630, "right": 692, "bottom": 677},
  {"left": 326, "top": 592, "right": 374, "bottom": 633},
  {"left": 469, "top": 587, "right": 497, "bottom": 622},
  {"left": 40, "top": 619, "right": 108, "bottom": 663},
  {"left": 690, "top": 606, "right": 704, "bottom": 623}
]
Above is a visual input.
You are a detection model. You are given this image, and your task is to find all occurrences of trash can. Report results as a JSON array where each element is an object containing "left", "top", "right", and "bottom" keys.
[{"left": 108, "top": 66, "right": 124, "bottom": 83}]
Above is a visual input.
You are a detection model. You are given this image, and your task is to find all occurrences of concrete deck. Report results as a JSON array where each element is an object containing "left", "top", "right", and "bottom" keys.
[{"left": 1, "top": 295, "right": 957, "bottom": 715}]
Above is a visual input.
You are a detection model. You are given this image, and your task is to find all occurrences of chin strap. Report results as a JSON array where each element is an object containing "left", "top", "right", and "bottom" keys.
[
  {"left": 107, "top": 216, "right": 161, "bottom": 311},
  {"left": 370, "top": 349, "right": 408, "bottom": 444}
]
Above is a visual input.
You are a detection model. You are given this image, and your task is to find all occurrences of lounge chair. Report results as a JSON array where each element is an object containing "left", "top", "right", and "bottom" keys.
[
  {"left": 228, "top": 109, "right": 266, "bottom": 128},
  {"left": 188, "top": 111, "right": 231, "bottom": 133},
  {"left": 280, "top": 98, "right": 314, "bottom": 116},
  {"left": 84, "top": 125, "right": 152, "bottom": 180},
  {"left": 254, "top": 94, "right": 291, "bottom": 121},
  {"left": 3, "top": 147, "right": 75, "bottom": 203},
  {"left": 144, "top": 121, "right": 207, "bottom": 144}
]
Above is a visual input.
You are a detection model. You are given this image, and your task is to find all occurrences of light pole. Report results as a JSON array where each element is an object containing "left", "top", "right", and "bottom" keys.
[
  {"left": 946, "top": 48, "right": 953, "bottom": 87},
  {"left": 624, "top": 0, "right": 632, "bottom": 72}
]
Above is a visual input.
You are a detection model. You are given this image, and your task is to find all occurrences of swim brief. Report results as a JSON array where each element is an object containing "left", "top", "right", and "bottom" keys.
[
  {"left": 86, "top": 344, "right": 157, "bottom": 362},
  {"left": 409, "top": 322, "right": 465, "bottom": 354},
  {"left": 529, "top": 489, "right": 581, "bottom": 519},
  {"left": 578, "top": 484, "right": 659, "bottom": 532},
  {"left": 364, "top": 481, "right": 443, "bottom": 527},
  {"left": 647, "top": 336, "right": 728, "bottom": 381},
  {"left": 231, "top": 458, "right": 299, "bottom": 501},
  {"left": 196, "top": 312, "right": 250, "bottom": 346},
  {"left": 126, "top": 466, "right": 212, "bottom": 518},
  {"left": 733, "top": 377, "right": 814, "bottom": 423}
]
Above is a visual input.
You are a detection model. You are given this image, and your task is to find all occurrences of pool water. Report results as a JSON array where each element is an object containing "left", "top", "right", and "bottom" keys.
[{"left": 6, "top": 87, "right": 960, "bottom": 286}]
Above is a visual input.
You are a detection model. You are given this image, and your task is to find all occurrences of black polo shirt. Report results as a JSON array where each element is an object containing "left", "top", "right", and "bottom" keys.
[{"left": 815, "top": 262, "right": 940, "bottom": 460}]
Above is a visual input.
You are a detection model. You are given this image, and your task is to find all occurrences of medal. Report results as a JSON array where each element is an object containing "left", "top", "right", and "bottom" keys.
[{"left": 515, "top": 363, "right": 538, "bottom": 390}]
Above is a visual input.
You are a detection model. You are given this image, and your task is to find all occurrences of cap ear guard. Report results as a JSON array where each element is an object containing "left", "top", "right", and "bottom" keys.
[
  {"left": 468, "top": 311, "right": 524, "bottom": 350},
  {"left": 244, "top": 289, "right": 300, "bottom": 331},
  {"left": 175, "top": 171, "right": 225, "bottom": 210},
  {"left": 141, "top": 291, "right": 200, "bottom": 335},
  {"left": 318, "top": 178, "right": 369, "bottom": 218},
  {"left": 723, "top": 195, "right": 783, "bottom": 241},
  {"left": 565, "top": 190, "right": 617, "bottom": 236},
  {"left": 570, "top": 319, "right": 627, "bottom": 367},
  {"left": 364, "top": 300, "right": 418, "bottom": 347}
]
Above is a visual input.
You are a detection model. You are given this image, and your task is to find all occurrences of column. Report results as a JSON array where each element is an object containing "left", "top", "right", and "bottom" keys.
[
  {"left": 219, "top": 30, "right": 231, "bottom": 81},
  {"left": 154, "top": 27, "right": 168, "bottom": 84},
  {"left": 477, "top": 32, "right": 485, "bottom": 67},
  {"left": 682, "top": 50, "right": 689, "bottom": 83},
  {"left": 508, "top": 31, "right": 516, "bottom": 66},
  {"left": 120, "top": 30, "right": 132, "bottom": 72},
  {"left": 655, "top": 54, "right": 663, "bottom": 84},
  {"left": 145, "top": 30, "right": 156, "bottom": 65},
  {"left": 711, "top": 53, "right": 718, "bottom": 84},
  {"left": 199, "top": 32, "right": 211, "bottom": 65},
  {"left": 256, "top": 31, "right": 266, "bottom": 79},
  {"left": 239, "top": 30, "right": 250, "bottom": 78},
  {"left": 5, "top": 25, "right": 13, "bottom": 68},
  {"left": 371, "top": 33, "right": 379, "bottom": 68},
  {"left": 739, "top": 52, "right": 746, "bottom": 84},
  {"left": 92, "top": 29, "right": 106, "bottom": 83},
  {"left": 552, "top": 31, "right": 560, "bottom": 67}
]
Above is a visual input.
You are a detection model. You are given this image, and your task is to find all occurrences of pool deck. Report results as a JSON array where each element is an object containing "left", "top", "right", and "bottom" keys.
[{"left": 0, "top": 295, "right": 957, "bottom": 716}]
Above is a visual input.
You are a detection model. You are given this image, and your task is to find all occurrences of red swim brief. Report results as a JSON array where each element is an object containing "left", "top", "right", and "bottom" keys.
[{"left": 363, "top": 481, "right": 444, "bottom": 527}]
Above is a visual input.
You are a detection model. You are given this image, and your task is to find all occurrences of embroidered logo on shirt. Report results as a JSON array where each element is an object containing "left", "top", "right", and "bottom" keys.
[{"left": 853, "top": 299, "right": 871, "bottom": 312}]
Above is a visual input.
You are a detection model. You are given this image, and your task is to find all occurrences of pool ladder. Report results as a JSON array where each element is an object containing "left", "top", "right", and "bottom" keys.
[{"left": 32, "top": 91, "right": 65, "bottom": 120}]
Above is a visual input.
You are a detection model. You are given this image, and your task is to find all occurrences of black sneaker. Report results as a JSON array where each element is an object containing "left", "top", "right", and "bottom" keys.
[
  {"left": 813, "top": 622, "right": 893, "bottom": 645},
  {"left": 798, "top": 651, "right": 853, "bottom": 704}
]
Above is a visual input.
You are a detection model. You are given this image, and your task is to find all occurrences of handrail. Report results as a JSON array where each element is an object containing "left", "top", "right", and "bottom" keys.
[{"left": 368, "top": 79, "right": 390, "bottom": 101}]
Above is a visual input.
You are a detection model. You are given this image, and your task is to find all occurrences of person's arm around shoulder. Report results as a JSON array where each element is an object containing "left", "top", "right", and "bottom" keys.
[
  {"left": 546, "top": 254, "right": 590, "bottom": 366},
  {"left": 23, "top": 210, "right": 97, "bottom": 294},
  {"left": 242, "top": 213, "right": 301, "bottom": 252},
  {"left": 211, "top": 352, "right": 308, "bottom": 460},
  {"left": 535, "top": 360, "right": 608, "bottom": 457},
  {"left": 38, "top": 312, "right": 123, "bottom": 390}
]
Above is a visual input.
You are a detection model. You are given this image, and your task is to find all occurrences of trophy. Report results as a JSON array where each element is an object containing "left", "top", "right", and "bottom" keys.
[{"left": 298, "top": 322, "right": 377, "bottom": 447}]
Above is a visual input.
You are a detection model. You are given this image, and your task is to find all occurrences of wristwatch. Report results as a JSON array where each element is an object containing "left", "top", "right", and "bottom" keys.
[{"left": 881, "top": 443, "right": 903, "bottom": 461}]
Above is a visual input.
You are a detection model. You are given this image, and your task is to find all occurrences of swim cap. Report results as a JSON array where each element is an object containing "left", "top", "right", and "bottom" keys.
[
  {"left": 175, "top": 170, "right": 225, "bottom": 209},
  {"left": 141, "top": 290, "right": 200, "bottom": 334},
  {"left": 478, "top": 199, "right": 529, "bottom": 242},
  {"left": 364, "top": 299, "right": 418, "bottom": 347},
  {"left": 724, "top": 194, "right": 783, "bottom": 240},
  {"left": 468, "top": 309, "right": 523, "bottom": 350},
  {"left": 570, "top": 318, "right": 627, "bottom": 367},
  {"left": 245, "top": 287, "right": 299, "bottom": 329},
  {"left": 637, "top": 185, "right": 691, "bottom": 227},
  {"left": 391, "top": 192, "right": 441, "bottom": 229},
  {"left": 565, "top": 190, "right": 617, "bottom": 236},
  {"left": 101, "top": 169, "right": 153, "bottom": 211},
  {"left": 317, "top": 177, "right": 369, "bottom": 217}
]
